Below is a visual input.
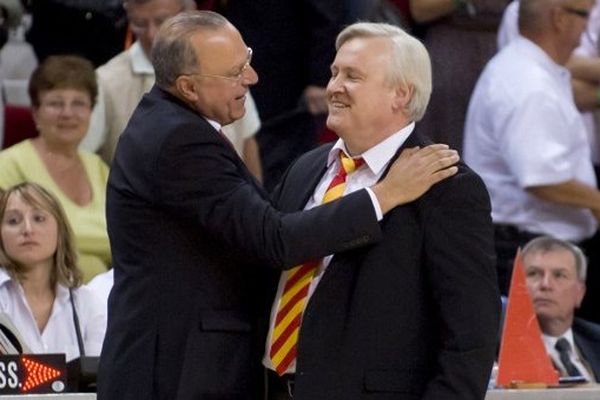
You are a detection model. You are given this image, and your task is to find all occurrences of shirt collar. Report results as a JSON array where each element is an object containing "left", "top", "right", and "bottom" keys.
[
  {"left": 204, "top": 118, "right": 222, "bottom": 132},
  {"left": 327, "top": 121, "right": 415, "bottom": 176},
  {"left": 0, "top": 269, "right": 11, "bottom": 287},
  {"left": 514, "top": 36, "right": 571, "bottom": 81},
  {"left": 543, "top": 328, "right": 576, "bottom": 350},
  {"left": 128, "top": 41, "right": 154, "bottom": 75},
  {"left": 0, "top": 268, "right": 69, "bottom": 302}
]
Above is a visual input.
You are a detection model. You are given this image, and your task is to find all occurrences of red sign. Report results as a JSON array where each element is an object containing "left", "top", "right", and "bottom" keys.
[{"left": 0, "top": 354, "right": 67, "bottom": 394}]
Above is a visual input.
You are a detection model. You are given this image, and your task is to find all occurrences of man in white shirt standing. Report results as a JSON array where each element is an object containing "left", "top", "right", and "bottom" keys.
[
  {"left": 522, "top": 236, "right": 600, "bottom": 381},
  {"left": 464, "top": 0, "right": 600, "bottom": 296},
  {"left": 80, "top": 0, "right": 263, "bottom": 180}
]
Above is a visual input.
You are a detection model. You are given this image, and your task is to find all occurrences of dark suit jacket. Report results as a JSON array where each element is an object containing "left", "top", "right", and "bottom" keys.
[
  {"left": 97, "top": 86, "right": 383, "bottom": 400},
  {"left": 574, "top": 318, "right": 600, "bottom": 381},
  {"left": 272, "top": 131, "right": 501, "bottom": 400}
]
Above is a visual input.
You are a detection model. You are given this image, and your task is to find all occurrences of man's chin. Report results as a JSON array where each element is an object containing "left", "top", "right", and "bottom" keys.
[
  {"left": 223, "top": 108, "right": 246, "bottom": 126},
  {"left": 326, "top": 117, "right": 344, "bottom": 134}
]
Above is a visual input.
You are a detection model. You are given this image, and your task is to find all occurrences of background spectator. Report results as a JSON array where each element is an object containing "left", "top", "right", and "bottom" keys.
[
  {"left": 0, "top": 55, "right": 111, "bottom": 282},
  {"left": 0, "top": 182, "right": 106, "bottom": 360},
  {"left": 463, "top": 0, "right": 599, "bottom": 295},
  {"left": 522, "top": 236, "right": 600, "bottom": 381}
]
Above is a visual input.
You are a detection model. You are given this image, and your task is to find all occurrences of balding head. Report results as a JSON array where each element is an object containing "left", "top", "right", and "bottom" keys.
[{"left": 152, "top": 10, "right": 229, "bottom": 89}]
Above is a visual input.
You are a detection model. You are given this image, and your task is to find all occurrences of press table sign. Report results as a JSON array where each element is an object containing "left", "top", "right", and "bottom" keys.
[{"left": 0, "top": 354, "right": 67, "bottom": 394}]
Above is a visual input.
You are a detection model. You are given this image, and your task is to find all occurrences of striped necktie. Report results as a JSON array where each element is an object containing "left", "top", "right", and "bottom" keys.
[{"left": 269, "top": 152, "right": 365, "bottom": 376}]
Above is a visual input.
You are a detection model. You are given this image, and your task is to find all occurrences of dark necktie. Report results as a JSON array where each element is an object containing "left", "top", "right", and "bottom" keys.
[{"left": 555, "top": 337, "right": 583, "bottom": 377}]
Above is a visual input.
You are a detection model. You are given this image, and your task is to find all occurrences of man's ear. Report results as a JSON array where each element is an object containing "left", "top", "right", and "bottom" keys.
[
  {"left": 175, "top": 75, "right": 198, "bottom": 103},
  {"left": 550, "top": 5, "right": 569, "bottom": 34},
  {"left": 393, "top": 84, "right": 413, "bottom": 111}
]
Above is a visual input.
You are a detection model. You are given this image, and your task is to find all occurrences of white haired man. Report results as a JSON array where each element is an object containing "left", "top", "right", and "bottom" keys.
[{"left": 263, "top": 22, "right": 500, "bottom": 400}]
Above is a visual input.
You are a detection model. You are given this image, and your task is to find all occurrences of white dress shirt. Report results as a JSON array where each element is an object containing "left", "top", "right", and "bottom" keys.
[
  {"left": 543, "top": 329, "right": 594, "bottom": 382},
  {"left": 463, "top": 37, "right": 597, "bottom": 242},
  {"left": 496, "top": 0, "right": 600, "bottom": 163},
  {"left": 263, "top": 122, "right": 415, "bottom": 373},
  {"left": 0, "top": 269, "right": 107, "bottom": 361}
]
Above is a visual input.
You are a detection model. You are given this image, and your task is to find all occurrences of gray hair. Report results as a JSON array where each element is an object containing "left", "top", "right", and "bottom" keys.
[
  {"left": 522, "top": 236, "right": 588, "bottom": 282},
  {"left": 152, "top": 10, "right": 228, "bottom": 89},
  {"left": 335, "top": 22, "right": 432, "bottom": 121}
]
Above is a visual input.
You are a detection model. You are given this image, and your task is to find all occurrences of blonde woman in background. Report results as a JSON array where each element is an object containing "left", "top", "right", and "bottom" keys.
[{"left": 0, "top": 182, "right": 105, "bottom": 360}]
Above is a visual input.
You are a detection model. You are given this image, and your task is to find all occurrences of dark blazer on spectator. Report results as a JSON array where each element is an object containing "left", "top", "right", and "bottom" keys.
[
  {"left": 97, "top": 85, "right": 383, "bottom": 400},
  {"left": 271, "top": 131, "right": 501, "bottom": 400},
  {"left": 574, "top": 317, "right": 600, "bottom": 381}
]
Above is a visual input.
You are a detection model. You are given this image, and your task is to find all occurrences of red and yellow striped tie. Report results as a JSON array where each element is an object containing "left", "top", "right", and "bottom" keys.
[{"left": 269, "top": 152, "right": 365, "bottom": 375}]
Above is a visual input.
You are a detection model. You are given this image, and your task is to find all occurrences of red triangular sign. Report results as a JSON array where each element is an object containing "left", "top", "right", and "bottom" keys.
[{"left": 496, "top": 249, "right": 559, "bottom": 387}]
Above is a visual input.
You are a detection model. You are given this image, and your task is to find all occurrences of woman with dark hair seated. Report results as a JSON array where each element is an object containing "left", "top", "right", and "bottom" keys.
[
  {"left": 0, "top": 55, "right": 110, "bottom": 282},
  {"left": 0, "top": 182, "right": 106, "bottom": 360}
]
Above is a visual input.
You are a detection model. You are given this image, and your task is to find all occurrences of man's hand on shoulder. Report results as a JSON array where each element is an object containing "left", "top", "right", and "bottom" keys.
[{"left": 373, "top": 144, "right": 459, "bottom": 214}]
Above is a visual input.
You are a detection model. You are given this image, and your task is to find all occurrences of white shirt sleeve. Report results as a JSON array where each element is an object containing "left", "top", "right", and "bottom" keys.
[
  {"left": 502, "top": 92, "right": 582, "bottom": 187},
  {"left": 365, "top": 188, "right": 383, "bottom": 221},
  {"left": 76, "top": 286, "right": 107, "bottom": 357}
]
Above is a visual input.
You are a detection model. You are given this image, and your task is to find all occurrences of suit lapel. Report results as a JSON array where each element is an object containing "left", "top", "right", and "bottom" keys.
[
  {"left": 378, "top": 129, "right": 430, "bottom": 182},
  {"left": 317, "top": 129, "right": 430, "bottom": 289},
  {"left": 574, "top": 322, "right": 600, "bottom": 381},
  {"left": 279, "top": 146, "right": 330, "bottom": 212}
]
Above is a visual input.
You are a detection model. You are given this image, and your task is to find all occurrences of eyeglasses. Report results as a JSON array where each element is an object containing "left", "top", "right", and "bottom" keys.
[
  {"left": 561, "top": 6, "right": 590, "bottom": 19},
  {"left": 40, "top": 99, "right": 91, "bottom": 115},
  {"left": 183, "top": 48, "right": 253, "bottom": 84}
]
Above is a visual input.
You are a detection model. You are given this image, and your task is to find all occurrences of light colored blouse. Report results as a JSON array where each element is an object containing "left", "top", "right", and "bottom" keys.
[{"left": 0, "top": 269, "right": 106, "bottom": 361}]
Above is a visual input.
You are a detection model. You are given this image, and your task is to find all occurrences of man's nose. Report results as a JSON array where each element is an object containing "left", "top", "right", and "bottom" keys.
[
  {"left": 539, "top": 273, "right": 553, "bottom": 288},
  {"left": 326, "top": 75, "right": 343, "bottom": 95},
  {"left": 243, "top": 65, "right": 258, "bottom": 86}
]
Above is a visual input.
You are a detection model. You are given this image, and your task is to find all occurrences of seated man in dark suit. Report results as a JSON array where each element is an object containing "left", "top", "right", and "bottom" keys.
[
  {"left": 264, "top": 21, "right": 500, "bottom": 400},
  {"left": 523, "top": 236, "right": 600, "bottom": 381}
]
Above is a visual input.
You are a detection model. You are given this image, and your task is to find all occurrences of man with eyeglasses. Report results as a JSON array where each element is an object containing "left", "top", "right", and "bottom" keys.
[
  {"left": 464, "top": 0, "right": 600, "bottom": 296},
  {"left": 80, "top": 0, "right": 263, "bottom": 181},
  {"left": 97, "top": 10, "right": 461, "bottom": 400}
]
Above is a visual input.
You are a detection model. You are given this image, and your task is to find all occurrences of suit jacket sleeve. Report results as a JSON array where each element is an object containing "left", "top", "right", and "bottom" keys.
[
  {"left": 421, "top": 168, "right": 501, "bottom": 400},
  {"left": 155, "top": 122, "right": 382, "bottom": 269}
]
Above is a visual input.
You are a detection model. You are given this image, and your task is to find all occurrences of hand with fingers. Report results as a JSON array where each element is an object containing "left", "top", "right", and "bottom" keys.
[{"left": 372, "top": 143, "right": 460, "bottom": 214}]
